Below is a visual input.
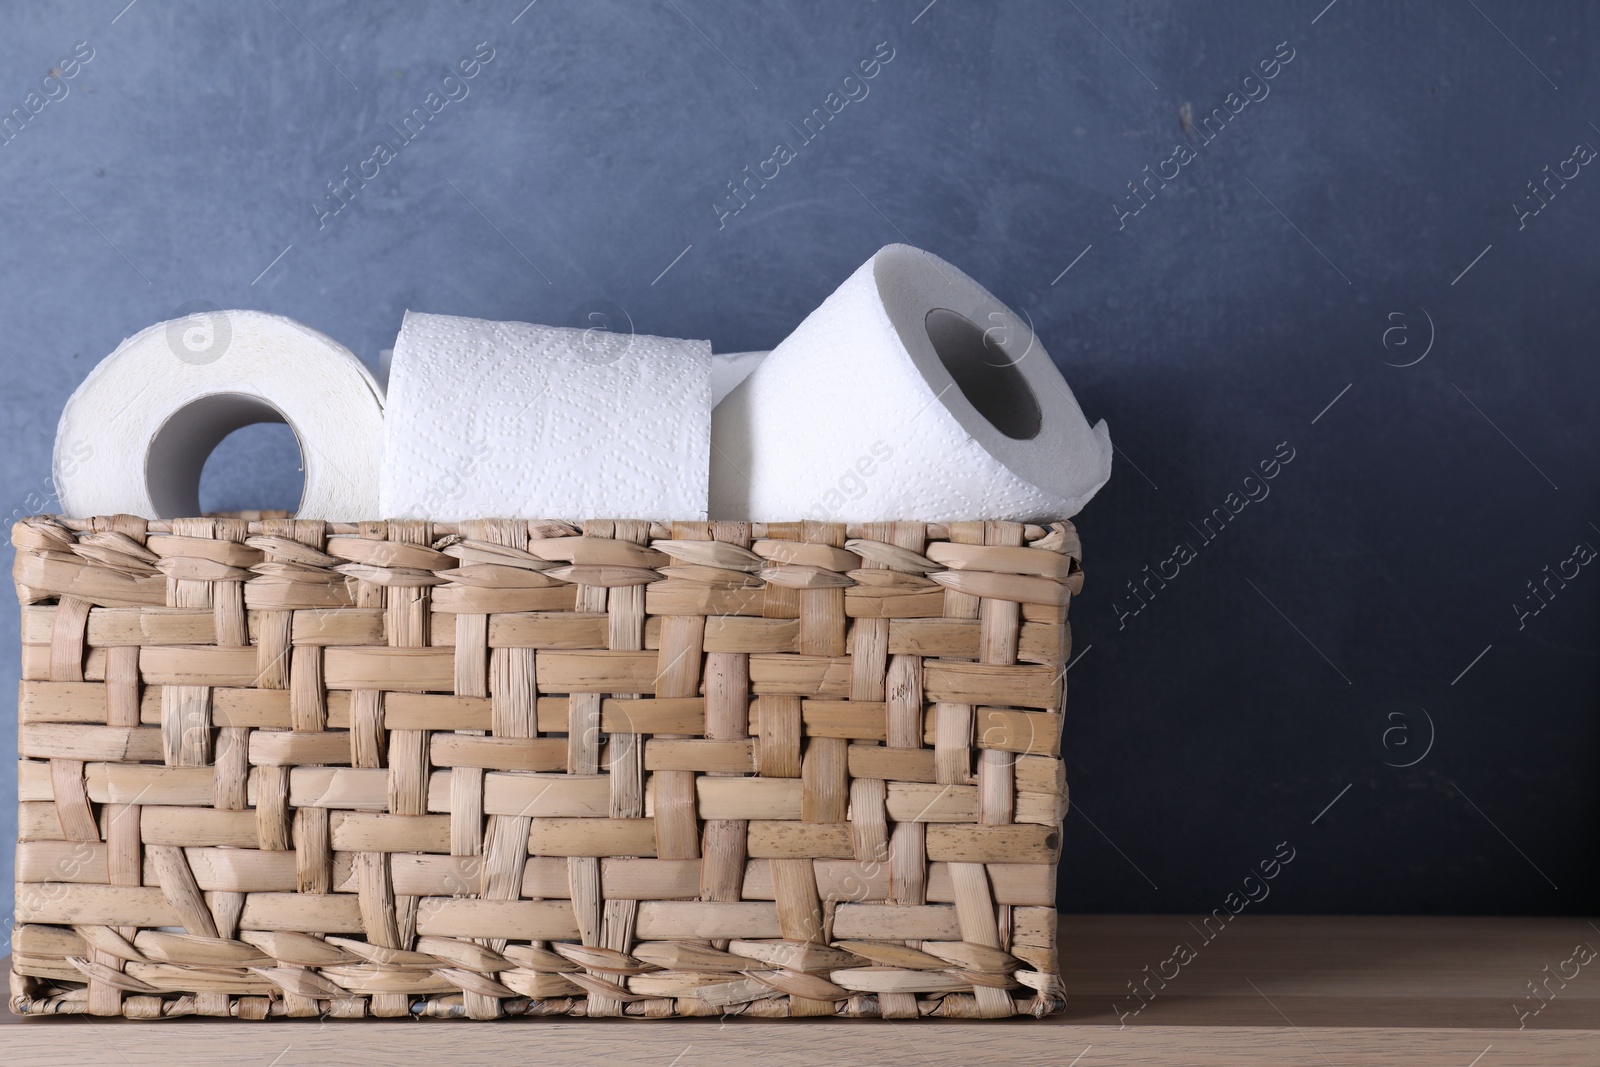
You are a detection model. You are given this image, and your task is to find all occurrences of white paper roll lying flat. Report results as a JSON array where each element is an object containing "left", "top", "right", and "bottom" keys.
[
  {"left": 710, "top": 244, "right": 1112, "bottom": 523},
  {"left": 380, "top": 311, "right": 712, "bottom": 521},
  {"left": 387, "top": 343, "right": 745, "bottom": 403},
  {"left": 54, "top": 310, "right": 385, "bottom": 520}
]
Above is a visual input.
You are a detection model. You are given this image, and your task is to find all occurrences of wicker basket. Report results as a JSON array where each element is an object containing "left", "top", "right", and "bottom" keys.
[{"left": 10, "top": 515, "right": 1078, "bottom": 1020}]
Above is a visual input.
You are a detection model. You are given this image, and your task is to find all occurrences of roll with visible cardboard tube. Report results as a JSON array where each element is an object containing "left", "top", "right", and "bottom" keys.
[
  {"left": 53, "top": 310, "right": 385, "bottom": 520},
  {"left": 710, "top": 244, "right": 1112, "bottom": 522}
]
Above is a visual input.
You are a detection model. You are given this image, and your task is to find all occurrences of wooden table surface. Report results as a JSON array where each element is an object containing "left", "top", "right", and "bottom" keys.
[{"left": 5, "top": 914, "right": 1598, "bottom": 1065}]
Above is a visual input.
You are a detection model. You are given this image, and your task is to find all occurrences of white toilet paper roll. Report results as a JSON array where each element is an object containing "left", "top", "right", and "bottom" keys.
[
  {"left": 54, "top": 310, "right": 385, "bottom": 520},
  {"left": 380, "top": 311, "right": 712, "bottom": 521},
  {"left": 386, "top": 344, "right": 735, "bottom": 401},
  {"left": 712, "top": 350, "right": 767, "bottom": 405},
  {"left": 710, "top": 244, "right": 1112, "bottom": 522}
]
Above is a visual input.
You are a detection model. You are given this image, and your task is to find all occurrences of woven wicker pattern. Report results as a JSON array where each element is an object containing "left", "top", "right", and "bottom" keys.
[{"left": 11, "top": 515, "right": 1078, "bottom": 1020}]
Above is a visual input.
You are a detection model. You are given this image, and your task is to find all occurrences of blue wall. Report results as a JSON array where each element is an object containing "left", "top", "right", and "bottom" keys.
[{"left": 3, "top": 1, "right": 1597, "bottom": 939}]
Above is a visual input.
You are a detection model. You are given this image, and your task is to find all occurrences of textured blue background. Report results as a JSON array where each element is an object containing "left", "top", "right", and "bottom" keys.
[{"left": 3, "top": 0, "right": 1598, "bottom": 943}]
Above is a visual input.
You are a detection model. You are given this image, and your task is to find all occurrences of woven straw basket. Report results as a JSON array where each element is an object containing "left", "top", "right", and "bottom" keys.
[{"left": 10, "top": 515, "right": 1077, "bottom": 1021}]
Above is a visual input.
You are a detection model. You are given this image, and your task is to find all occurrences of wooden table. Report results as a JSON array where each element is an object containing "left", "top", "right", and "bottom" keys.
[{"left": 6, "top": 915, "right": 1598, "bottom": 1065}]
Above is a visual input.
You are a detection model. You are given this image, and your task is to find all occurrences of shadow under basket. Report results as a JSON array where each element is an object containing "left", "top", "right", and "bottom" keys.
[{"left": 10, "top": 515, "right": 1078, "bottom": 1021}]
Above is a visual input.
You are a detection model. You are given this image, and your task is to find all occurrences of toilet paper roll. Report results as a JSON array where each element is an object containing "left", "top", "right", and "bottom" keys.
[
  {"left": 389, "top": 340, "right": 739, "bottom": 399},
  {"left": 380, "top": 311, "right": 712, "bottom": 521},
  {"left": 54, "top": 310, "right": 385, "bottom": 520},
  {"left": 712, "top": 350, "right": 768, "bottom": 405},
  {"left": 710, "top": 244, "right": 1112, "bottom": 522}
]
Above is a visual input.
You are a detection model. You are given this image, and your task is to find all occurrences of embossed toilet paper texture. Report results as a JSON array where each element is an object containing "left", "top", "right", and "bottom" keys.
[
  {"left": 710, "top": 245, "right": 1112, "bottom": 523},
  {"left": 54, "top": 309, "right": 385, "bottom": 521},
  {"left": 380, "top": 311, "right": 712, "bottom": 521}
]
